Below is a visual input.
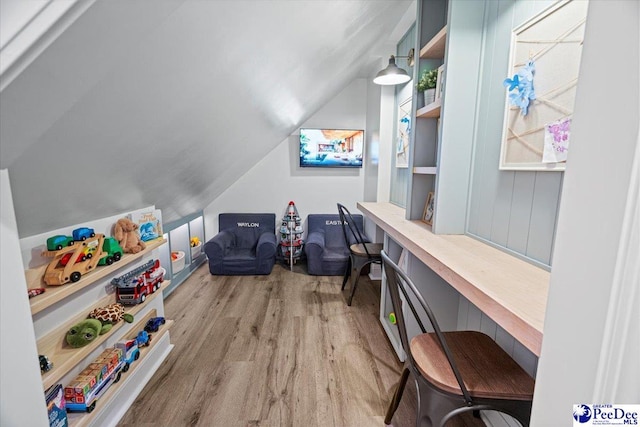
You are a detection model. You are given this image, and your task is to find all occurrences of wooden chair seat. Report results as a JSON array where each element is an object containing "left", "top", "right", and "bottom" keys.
[
  {"left": 411, "top": 331, "right": 535, "bottom": 400},
  {"left": 349, "top": 242, "right": 383, "bottom": 257}
]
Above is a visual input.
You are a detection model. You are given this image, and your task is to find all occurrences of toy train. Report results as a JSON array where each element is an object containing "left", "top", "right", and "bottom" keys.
[
  {"left": 41, "top": 228, "right": 125, "bottom": 286},
  {"left": 65, "top": 332, "right": 149, "bottom": 413}
]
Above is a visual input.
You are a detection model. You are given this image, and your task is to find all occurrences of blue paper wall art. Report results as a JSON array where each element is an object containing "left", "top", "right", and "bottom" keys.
[{"left": 504, "top": 60, "right": 536, "bottom": 116}]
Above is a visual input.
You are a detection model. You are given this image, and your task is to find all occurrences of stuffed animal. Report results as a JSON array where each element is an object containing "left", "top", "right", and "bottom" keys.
[
  {"left": 88, "top": 303, "right": 134, "bottom": 333},
  {"left": 114, "top": 217, "right": 146, "bottom": 254},
  {"left": 66, "top": 319, "right": 105, "bottom": 348},
  {"left": 66, "top": 303, "right": 134, "bottom": 348}
]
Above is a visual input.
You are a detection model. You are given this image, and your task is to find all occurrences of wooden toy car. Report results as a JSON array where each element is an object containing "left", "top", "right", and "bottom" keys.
[
  {"left": 46, "top": 235, "right": 74, "bottom": 251},
  {"left": 72, "top": 227, "right": 95, "bottom": 241}
]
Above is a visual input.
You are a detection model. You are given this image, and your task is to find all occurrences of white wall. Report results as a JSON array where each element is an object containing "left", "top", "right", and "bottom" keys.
[
  {"left": 203, "top": 79, "right": 370, "bottom": 238},
  {"left": 0, "top": 169, "right": 48, "bottom": 427},
  {"left": 531, "top": 1, "right": 639, "bottom": 424}
]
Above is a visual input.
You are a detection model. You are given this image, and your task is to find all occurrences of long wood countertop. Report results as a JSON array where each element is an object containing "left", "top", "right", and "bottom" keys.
[{"left": 358, "top": 202, "right": 549, "bottom": 356}]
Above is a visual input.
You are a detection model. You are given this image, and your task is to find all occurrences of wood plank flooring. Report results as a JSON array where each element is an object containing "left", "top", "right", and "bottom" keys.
[{"left": 117, "top": 263, "right": 483, "bottom": 427}]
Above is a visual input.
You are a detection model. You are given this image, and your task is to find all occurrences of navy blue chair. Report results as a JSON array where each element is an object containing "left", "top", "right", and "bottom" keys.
[
  {"left": 305, "top": 213, "right": 364, "bottom": 276},
  {"left": 204, "top": 213, "right": 277, "bottom": 275}
]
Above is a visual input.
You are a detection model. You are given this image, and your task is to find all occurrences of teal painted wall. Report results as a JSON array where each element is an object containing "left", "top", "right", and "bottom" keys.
[
  {"left": 466, "top": 0, "right": 562, "bottom": 268},
  {"left": 389, "top": 24, "right": 415, "bottom": 207}
]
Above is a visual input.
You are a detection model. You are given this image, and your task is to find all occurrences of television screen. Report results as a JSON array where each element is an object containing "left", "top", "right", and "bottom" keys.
[{"left": 299, "top": 128, "right": 364, "bottom": 168}]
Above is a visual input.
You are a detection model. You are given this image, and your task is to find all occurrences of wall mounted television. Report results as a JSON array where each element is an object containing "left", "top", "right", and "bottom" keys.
[{"left": 299, "top": 128, "right": 364, "bottom": 168}]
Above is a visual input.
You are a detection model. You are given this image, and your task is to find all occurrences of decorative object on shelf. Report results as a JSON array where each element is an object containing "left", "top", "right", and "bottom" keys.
[
  {"left": 28, "top": 287, "right": 46, "bottom": 298},
  {"left": 500, "top": 0, "right": 587, "bottom": 171},
  {"left": 97, "top": 237, "right": 124, "bottom": 266},
  {"left": 66, "top": 318, "right": 106, "bottom": 348},
  {"left": 45, "top": 383, "right": 67, "bottom": 427},
  {"left": 435, "top": 64, "right": 445, "bottom": 100},
  {"left": 279, "top": 201, "right": 304, "bottom": 269},
  {"left": 88, "top": 302, "right": 134, "bottom": 332},
  {"left": 422, "top": 191, "right": 435, "bottom": 226},
  {"left": 65, "top": 347, "right": 125, "bottom": 413},
  {"left": 144, "top": 316, "right": 166, "bottom": 333},
  {"left": 46, "top": 235, "right": 74, "bottom": 251},
  {"left": 129, "top": 210, "right": 163, "bottom": 242},
  {"left": 114, "top": 217, "right": 147, "bottom": 254},
  {"left": 417, "top": 68, "right": 438, "bottom": 105},
  {"left": 41, "top": 234, "right": 107, "bottom": 285},
  {"left": 39, "top": 354, "right": 53, "bottom": 372},
  {"left": 190, "top": 236, "right": 202, "bottom": 259},
  {"left": 396, "top": 97, "right": 412, "bottom": 168},
  {"left": 171, "top": 250, "right": 185, "bottom": 273},
  {"left": 373, "top": 49, "right": 414, "bottom": 85},
  {"left": 113, "top": 259, "right": 165, "bottom": 305}
]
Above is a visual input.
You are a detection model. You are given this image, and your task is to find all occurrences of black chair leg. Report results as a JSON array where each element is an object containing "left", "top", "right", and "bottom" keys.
[
  {"left": 384, "top": 366, "right": 410, "bottom": 425},
  {"left": 341, "top": 257, "right": 352, "bottom": 291},
  {"left": 347, "top": 260, "right": 370, "bottom": 306}
]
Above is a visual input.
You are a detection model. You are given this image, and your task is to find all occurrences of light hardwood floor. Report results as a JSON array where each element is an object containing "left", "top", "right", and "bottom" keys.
[{"left": 118, "top": 263, "right": 482, "bottom": 427}]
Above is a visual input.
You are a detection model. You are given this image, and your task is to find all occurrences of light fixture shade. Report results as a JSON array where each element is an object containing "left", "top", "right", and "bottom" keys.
[{"left": 373, "top": 55, "right": 411, "bottom": 86}]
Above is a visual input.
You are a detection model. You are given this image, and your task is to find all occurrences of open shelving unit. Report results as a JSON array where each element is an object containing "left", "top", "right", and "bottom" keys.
[
  {"left": 19, "top": 207, "right": 174, "bottom": 427},
  {"left": 38, "top": 278, "right": 170, "bottom": 391},
  {"left": 27, "top": 238, "right": 166, "bottom": 315},
  {"left": 161, "top": 211, "right": 207, "bottom": 297},
  {"left": 66, "top": 311, "right": 173, "bottom": 427}
]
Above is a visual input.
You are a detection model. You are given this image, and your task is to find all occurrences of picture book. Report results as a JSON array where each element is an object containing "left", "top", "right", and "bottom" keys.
[{"left": 129, "top": 209, "right": 163, "bottom": 242}]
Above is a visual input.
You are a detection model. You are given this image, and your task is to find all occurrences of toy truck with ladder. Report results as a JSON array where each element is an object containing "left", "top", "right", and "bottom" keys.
[
  {"left": 113, "top": 259, "right": 165, "bottom": 305},
  {"left": 41, "top": 234, "right": 107, "bottom": 285}
]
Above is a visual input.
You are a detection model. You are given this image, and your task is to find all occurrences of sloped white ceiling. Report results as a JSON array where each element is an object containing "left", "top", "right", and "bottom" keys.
[{"left": 0, "top": 0, "right": 411, "bottom": 237}]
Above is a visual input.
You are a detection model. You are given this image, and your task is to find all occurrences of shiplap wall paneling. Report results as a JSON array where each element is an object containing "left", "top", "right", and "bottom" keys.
[
  {"left": 431, "top": 0, "right": 484, "bottom": 234},
  {"left": 466, "top": 0, "right": 561, "bottom": 266},
  {"left": 389, "top": 25, "right": 415, "bottom": 207}
]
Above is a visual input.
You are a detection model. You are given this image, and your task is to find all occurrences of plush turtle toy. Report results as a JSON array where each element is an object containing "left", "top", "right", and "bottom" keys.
[
  {"left": 66, "top": 303, "right": 134, "bottom": 348},
  {"left": 66, "top": 318, "right": 105, "bottom": 348}
]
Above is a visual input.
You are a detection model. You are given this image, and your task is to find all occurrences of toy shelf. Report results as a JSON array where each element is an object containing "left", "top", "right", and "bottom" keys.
[
  {"left": 27, "top": 238, "right": 166, "bottom": 315},
  {"left": 419, "top": 25, "right": 447, "bottom": 59},
  {"left": 38, "top": 279, "right": 170, "bottom": 391},
  {"left": 66, "top": 313, "right": 174, "bottom": 427}
]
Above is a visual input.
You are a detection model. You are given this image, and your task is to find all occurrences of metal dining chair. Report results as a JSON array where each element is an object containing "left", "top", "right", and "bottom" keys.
[
  {"left": 380, "top": 250, "right": 535, "bottom": 427},
  {"left": 337, "top": 203, "right": 383, "bottom": 306}
]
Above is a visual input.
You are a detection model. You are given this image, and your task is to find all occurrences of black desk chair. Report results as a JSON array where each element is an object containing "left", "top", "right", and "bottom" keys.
[
  {"left": 337, "top": 203, "right": 383, "bottom": 306},
  {"left": 380, "top": 250, "right": 535, "bottom": 427}
]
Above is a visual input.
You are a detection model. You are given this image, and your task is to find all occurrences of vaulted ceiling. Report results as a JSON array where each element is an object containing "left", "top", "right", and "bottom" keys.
[{"left": 0, "top": 0, "right": 412, "bottom": 237}]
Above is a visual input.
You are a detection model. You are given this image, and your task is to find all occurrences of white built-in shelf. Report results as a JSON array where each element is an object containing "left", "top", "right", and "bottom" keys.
[
  {"left": 38, "top": 279, "right": 170, "bottom": 390},
  {"left": 66, "top": 314, "right": 174, "bottom": 427},
  {"left": 417, "top": 99, "right": 442, "bottom": 118},
  {"left": 413, "top": 166, "right": 438, "bottom": 175},
  {"left": 420, "top": 25, "right": 447, "bottom": 59},
  {"left": 27, "top": 238, "right": 166, "bottom": 315}
]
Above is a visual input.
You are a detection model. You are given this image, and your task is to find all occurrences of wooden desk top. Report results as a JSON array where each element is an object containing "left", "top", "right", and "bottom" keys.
[{"left": 358, "top": 202, "right": 549, "bottom": 356}]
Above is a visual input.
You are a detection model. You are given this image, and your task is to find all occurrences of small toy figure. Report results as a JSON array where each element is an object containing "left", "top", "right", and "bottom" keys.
[
  {"left": 114, "top": 218, "right": 146, "bottom": 254},
  {"left": 39, "top": 355, "right": 53, "bottom": 372},
  {"left": 28, "top": 288, "right": 45, "bottom": 298},
  {"left": 190, "top": 236, "right": 200, "bottom": 247}
]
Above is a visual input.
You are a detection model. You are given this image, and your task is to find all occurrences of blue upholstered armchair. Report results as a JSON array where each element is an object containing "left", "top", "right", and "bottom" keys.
[
  {"left": 305, "top": 213, "right": 366, "bottom": 275},
  {"left": 204, "top": 213, "right": 277, "bottom": 275}
]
